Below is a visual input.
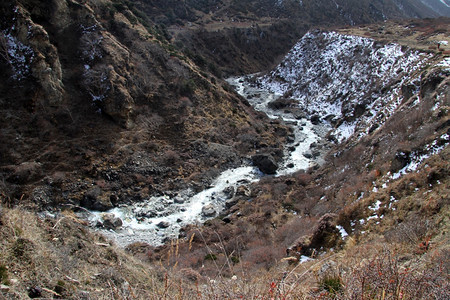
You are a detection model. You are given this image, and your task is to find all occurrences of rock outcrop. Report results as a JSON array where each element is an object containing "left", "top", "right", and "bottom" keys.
[
  {"left": 102, "top": 213, "right": 123, "bottom": 230},
  {"left": 287, "top": 213, "right": 342, "bottom": 258},
  {"left": 1, "top": 3, "right": 64, "bottom": 105},
  {"left": 252, "top": 153, "right": 278, "bottom": 174}
]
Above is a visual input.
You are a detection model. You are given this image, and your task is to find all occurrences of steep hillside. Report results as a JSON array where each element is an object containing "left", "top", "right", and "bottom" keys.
[
  {"left": 418, "top": 0, "right": 450, "bottom": 16},
  {"left": 260, "top": 31, "right": 431, "bottom": 142},
  {"left": 0, "top": 1, "right": 449, "bottom": 299},
  {"left": 1, "top": 22, "right": 447, "bottom": 298},
  {"left": 260, "top": 18, "right": 449, "bottom": 142},
  {"left": 128, "top": 0, "right": 440, "bottom": 75},
  {"left": 151, "top": 22, "right": 449, "bottom": 297},
  {"left": 0, "top": 0, "right": 287, "bottom": 211}
]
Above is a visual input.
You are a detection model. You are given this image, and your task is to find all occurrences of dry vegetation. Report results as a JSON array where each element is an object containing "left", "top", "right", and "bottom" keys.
[
  {"left": 337, "top": 18, "right": 450, "bottom": 54},
  {"left": 0, "top": 185, "right": 448, "bottom": 299},
  {"left": 0, "top": 2, "right": 449, "bottom": 299},
  {"left": 2, "top": 45, "right": 449, "bottom": 299}
]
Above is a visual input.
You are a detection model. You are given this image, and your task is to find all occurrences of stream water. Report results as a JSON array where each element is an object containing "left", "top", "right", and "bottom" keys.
[{"left": 81, "top": 75, "right": 331, "bottom": 246}]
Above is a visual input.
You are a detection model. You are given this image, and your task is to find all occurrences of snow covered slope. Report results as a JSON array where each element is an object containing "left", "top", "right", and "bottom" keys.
[{"left": 259, "top": 30, "right": 434, "bottom": 142}]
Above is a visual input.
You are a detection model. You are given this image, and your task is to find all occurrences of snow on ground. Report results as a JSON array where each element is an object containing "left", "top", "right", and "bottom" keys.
[
  {"left": 391, "top": 133, "right": 449, "bottom": 180},
  {"left": 336, "top": 225, "right": 348, "bottom": 237},
  {"left": 436, "top": 57, "right": 450, "bottom": 71},
  {"left": 259, "top": 31, "right": 433, "bottom": 142},
  {"left": 3, "top": 32, "right": 34, "bottom": 81}
]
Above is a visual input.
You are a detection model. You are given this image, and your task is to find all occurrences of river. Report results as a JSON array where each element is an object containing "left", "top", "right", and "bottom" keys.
[{"left": 81, "top": 75, "right": 331, "bottom": 246}]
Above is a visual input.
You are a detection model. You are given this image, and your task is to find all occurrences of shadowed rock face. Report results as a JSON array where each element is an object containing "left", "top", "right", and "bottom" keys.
[{"left": 252, "top": 154, "right": 278, "bottom": 174}]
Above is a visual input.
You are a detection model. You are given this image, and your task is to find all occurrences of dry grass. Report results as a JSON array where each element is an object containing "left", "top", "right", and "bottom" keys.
[
  {"left": 337, "top": 18, "right": 450, "bottom": 54},
  {"left": 0, "top": 160, "right": 449, "bottom": 299}
]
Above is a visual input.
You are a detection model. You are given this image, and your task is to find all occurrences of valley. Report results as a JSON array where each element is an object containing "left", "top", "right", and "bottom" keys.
[{"left": 0, "top": 0, "right": 449, "bottom": 299}]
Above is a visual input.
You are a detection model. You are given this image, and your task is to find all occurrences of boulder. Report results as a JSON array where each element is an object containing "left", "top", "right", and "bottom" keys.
[
  {"left": 225, "top": 197, "right": 239, "bottom": 209},
  {"left": 286, "top": 213, "right": 341, "bottom": 258},
  {"left": 202, "top": 204, "right": 216, "bottom": 217},
  {"left": 303, "top": 151, "right": 313, "bottom": 159},
  {"left": 157, "top": 221, "right": 170, "bottom": 228},
  {"left": 81, "top": 187, "right": 113, "bottom": 211},
  {"left": 390, "top": 150, "right": 411, "bottom": 172},
  {"left": 102, "top": 213, "right": 123, "bottom": 230},
  {"left": 252, "top": 154, "right": 278, "bottom": 174},
  {"left": 173, "top": 196, "right": 185, "bottom": 204},
  {"left": 310, "top": 114, "right": 321, "bottom": 125},
  {"left": 236, "top": 185, "right": 251, "bottom": 197},
  {"left": 222, "top": 186, "right": 235, "bottom": 199}
]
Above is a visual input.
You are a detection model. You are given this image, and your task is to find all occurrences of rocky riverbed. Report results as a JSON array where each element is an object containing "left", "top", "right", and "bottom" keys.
[{"left": 79, "top": 76, "right": 331, "bottom": 246}]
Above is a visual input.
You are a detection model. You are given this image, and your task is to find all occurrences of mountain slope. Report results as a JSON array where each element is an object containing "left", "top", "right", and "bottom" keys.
[
  {"left": 0, "top": 0, "right": 287, "bottom": 210},
  {"left": 151, "top": 22, "right": 449, "bottom": 296},
  {"left": 135, "top": 0, "right": 440, "bottom": 75},
  {"left": 260, "top": 31, "right": 433, "bottom": 142},
  {"left": 418, "top": 0, "right": 450, "bottom": 16},
  {"left": 0, "top": 1, "right": 449, "bottom": 299}
]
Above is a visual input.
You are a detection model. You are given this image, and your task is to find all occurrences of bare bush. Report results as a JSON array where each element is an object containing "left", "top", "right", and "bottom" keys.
[
  {"left": 241, "top": 241, "right": 283, "bottom": 270},
  {"left": 384, "top": 217, "right": 432, "bottom": 246},
  {"left": 343, "top": 249, "right": 449, "bottom": 299},
  {"left": 275, "top": 216, "right": 317, "bottom": 248}
]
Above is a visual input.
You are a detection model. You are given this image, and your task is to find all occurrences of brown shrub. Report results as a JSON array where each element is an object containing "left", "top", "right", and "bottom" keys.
[
  {"left": 274, "top": 216, "right": 317, "bottom": 248},
  {"left": 384, "top": 216, "right": 432, "bottom": 246},
  {"left": 241, "top": 241, "right": 284, "bottom": 271},
  {"left": 163, "top": 149, "right": 179, "bottom": 165},
  {"left": 344, "top": 249, "right": 449, "bottom": 299}
]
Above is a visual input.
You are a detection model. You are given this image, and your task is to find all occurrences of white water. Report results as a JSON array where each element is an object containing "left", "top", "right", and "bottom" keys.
[
  {"left": 227, "top": 76, "right": 330, "bottom": 174},
  {"left": 87, "top": 166, "right": 261, "bottom": 246},
  {"left": 82, "top": 76, "right": 329, "bottom": 246}
]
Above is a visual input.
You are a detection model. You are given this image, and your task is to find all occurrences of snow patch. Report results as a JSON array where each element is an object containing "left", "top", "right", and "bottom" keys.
[
  {"left": 391, "top": 133, "right": 449, "bottom": 180},
  {"left": 335, "top": 122, "right": 355, "bottom": 143},
  {"left": 436, "top": 57, "right": 450, "bottom": 71},
  {"left": 300, "top": 255, "right": 312, "bottom": 263},
  {"left": 2, "top": 32, "right": 34, "bottom": 81},
  {"left": 370, "top": 200, "right": 382, "bottom": 211},
  {"left": 337, "top": 225, "right": 348, "bottom": 237}
]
